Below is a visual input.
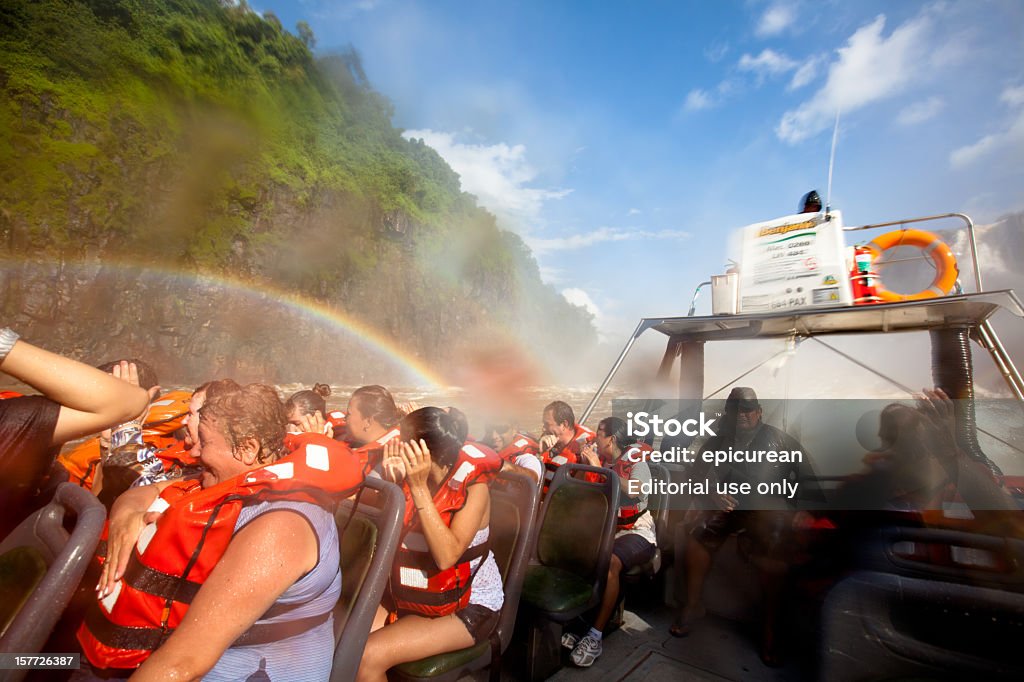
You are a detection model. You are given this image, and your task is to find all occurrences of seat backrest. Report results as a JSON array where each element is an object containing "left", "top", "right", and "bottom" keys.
[
  {"left": 646, "top": 463, "right": 673, "bottom": 550},
  {"left": 534, "top": 464, "right": 620, "bottom": 584},
  {"left": 330, "top": 477, "right": 404, "bottom": 682},
  {"left": 488, "top": 471, "right": 540, "bottom": 651},
  {"left": 0, "top": 483, "right": 105, "bottom": 670}
]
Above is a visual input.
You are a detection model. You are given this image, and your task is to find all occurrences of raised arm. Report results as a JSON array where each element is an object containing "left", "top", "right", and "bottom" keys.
[
  {"left": 129, "top": 510, "right": 319, "bottom": 682},
  {"left": 0, "top": 332, "right": 151, "bottom": 445},
  {"left": 400, "top": 439, "right": 489, "bottom": 571}
]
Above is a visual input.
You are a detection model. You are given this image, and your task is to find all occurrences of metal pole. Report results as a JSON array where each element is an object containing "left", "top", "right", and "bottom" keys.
[
  {"left": 579, "top": 320, "right": 651, "bottom": 426},
  {"left": 977, "top": 320, "right": 1024, "bottom": 400}
]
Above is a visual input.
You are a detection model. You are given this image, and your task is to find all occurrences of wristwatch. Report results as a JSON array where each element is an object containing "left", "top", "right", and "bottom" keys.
[{"left": 0, "top": 327, "right": 20, "bottom": 363}]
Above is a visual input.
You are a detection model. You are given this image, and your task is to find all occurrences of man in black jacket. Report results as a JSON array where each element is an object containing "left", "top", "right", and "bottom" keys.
[{"left": 671, "top": 387, "right": 810, "bottom": 666}]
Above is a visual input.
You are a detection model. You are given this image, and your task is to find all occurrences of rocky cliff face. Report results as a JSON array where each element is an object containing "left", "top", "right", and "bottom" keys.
[{"left": 0, "top": 0, "right": 597, "bottom": 386}]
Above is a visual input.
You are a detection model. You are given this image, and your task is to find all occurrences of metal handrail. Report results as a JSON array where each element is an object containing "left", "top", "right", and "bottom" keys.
[{"left": 843, "top": 213, "right": 981, "bottom": 292}]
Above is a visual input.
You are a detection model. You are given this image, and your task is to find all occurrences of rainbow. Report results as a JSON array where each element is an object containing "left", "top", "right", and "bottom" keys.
[{"left": 0, "top": 256, "right": 448, "bottom": 388}]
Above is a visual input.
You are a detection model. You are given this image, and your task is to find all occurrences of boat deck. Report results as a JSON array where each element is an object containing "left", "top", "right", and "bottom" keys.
[{"left": 546, "top": 607, "right": 800, "bottom": 682}]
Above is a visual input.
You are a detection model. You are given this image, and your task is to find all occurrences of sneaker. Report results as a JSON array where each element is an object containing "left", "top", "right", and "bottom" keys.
[
  {"left": 561, "top": 632, "right": 580, "bottom": 650},
  {"left": 571, "top": 634, "right": 602, "bottom": 667}
]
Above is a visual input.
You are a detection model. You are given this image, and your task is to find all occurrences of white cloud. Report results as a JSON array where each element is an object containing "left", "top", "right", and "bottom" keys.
[
  {"left": 628, "top": 208, "right": 641, "bottom": 216},
  {"left": 561, "top": 288, "right": 601, "bottom": 319},
  {"left": 788, "top": 56, "right": 823, "bottom": 90},
  {"left": 896, "top": 96, "right": 945, "bottom": 126},
  {"left": 682, "top": 79, "right": 742, "bottom": 113},
  {"left": 402, "top": 129, "right": 570, "bottom": 228},
  {"left": 736, "top": 50, "right": 821, "bottom": 91},
  {"left": 756, "top": 3, "right": 797, "bottom": 37},
  {"left": 561, "top": 288, "right": 620, "bottom": 342},
  {"left": 776, "top": 11, "right": 948, "bottom": 144},
  {"left": 1001, "top": 84, "right": 1024, "bottom": 108},
  {"left": 525, "top": 227, "right": 690, "bottom": 256},
  {"left": 684, "top": 88, "right": 715, "bottom": 111},
  {"left": 738, "top": 49, "right": 798, "bottom": 78},
  {"left": 537, "top": 264, "right": 564, "bottom": 285},
  {"left": 950, "top": 108, "right": 1024, "bottom": 169}
]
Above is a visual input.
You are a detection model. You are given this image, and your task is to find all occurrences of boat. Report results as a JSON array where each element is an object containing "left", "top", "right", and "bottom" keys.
[{"left": 550, "top": 211, "right": 1024, "bottom": 681}]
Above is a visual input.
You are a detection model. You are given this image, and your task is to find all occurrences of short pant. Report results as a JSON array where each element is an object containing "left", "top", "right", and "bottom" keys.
[
  {"left": 690, "top": 509, "right": 794, "bottom": 559},
  {"left": 455, "top": 604, "right": 500, "bottom": 643},
  {"left": 612, "top": 533, "right": 657, "bottom": 570}
]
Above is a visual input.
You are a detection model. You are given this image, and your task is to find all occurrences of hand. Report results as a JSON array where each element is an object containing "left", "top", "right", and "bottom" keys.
[
  {"left": 398, "top": 401, "right": 422, "bottom": 417},
  {"left": 580, "top": 443, "right": 601, "bottom": 467},
  {"left": 399, "top": 438, "right": 432, "bottom": 490},
  {"left": 296, "top": 410, "right": 333, "bottom": 438},
  {"left": 381, "top": 438, "right": 407, "bottom": 483},
  {"left": 110, "top": 361, "right": 160, "bottom": 421},
  {"left": 915, "top": 387, "right": 957, "bottom": 452},
  {"left": 98, "top": 507, "right": 164, "bottom": 598}
]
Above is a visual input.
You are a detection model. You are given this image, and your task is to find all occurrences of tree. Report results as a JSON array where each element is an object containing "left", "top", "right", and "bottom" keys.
[{"left": 297, "top": 20, "right": 315, "bottom": 49}]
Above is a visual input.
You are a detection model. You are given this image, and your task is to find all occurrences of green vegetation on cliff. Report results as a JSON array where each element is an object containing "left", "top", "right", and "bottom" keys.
[{"left": 0, "top": 0, "right": 597, "bottom": 382}]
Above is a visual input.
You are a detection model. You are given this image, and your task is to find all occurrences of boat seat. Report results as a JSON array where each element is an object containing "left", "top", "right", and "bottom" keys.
[
  {"left": 518, "top": 464, "right": 619, "bottom": 680},
  {"left": 330, "top": 477, "right": 404, "bottom": 682},
  {"left": 0, "top": 483, "right": 105, "bottom": 680},
  {"left": 391, "top": 470, "right": 541, "bottom": 681}
]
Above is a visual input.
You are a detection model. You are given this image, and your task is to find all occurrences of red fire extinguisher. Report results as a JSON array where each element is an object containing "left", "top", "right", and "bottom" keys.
[{"left": 850, "top": 245, "right": 882, "bottom": 305}]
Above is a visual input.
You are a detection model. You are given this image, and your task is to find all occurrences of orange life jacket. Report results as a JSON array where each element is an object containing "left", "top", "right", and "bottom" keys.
[
  {"left": 77, "top": 432, "right": 363, "bottom": 670},
  {"left": 353, "top": 427, "right": 400, "bottom": 475},
  {"left": 389, "top": 442, "right": 502, "bottom": 618},
  {"left": 539, "top": 424, "right": 593, "bottom": 492},
  {"left": 59, "top": 391, "right": 194, "bottom": 489},
  {"left": 325, "top": 409, "right": 347, "bottom": 433},
  {"left": 497, "top": 433, "right": 539, "bottom": 461},
  {"left": 611, "top": 444, "right": 652, "bottom": 530}
]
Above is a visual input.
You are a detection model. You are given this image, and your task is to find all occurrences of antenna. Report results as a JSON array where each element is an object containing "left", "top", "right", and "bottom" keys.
[{"left": 826, "top": 108, "right": 840, "bottom": 216}]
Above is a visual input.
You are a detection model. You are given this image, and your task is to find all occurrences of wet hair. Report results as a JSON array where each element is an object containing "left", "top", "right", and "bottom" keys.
[
  {"left": 194, "top": 378, "right": 243, "bottom": 403},
  {"left": 598, "top": 416, "right": 630, "bottom": 454},
  {"left": 544, "top": 400, "right": 575, "bottom": 430},
  {"left": 350, "top": 385, "right": 402, "bottom": 429},
  {"left": 286, "top": 383, "right": 331, "bottom": 417},
  {"left": 200, "top": 383, "right": 287, "bottom": 464},
  {"left": 97, "top": 359, "right": 159, "bottom": 390},
  {"left": 399, "top": 407, "right": 463, "bottom": 470},
  {"left": 445, "top": 406, "right": 469, "bottom": 443}
]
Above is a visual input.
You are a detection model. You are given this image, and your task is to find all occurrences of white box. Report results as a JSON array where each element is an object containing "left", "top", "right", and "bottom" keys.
[
  {"left": 737, "top": 210, "right": 853, "bottom": 313},
  {"left": 711, "top": 273, "right": 739, "bottom": 315}
]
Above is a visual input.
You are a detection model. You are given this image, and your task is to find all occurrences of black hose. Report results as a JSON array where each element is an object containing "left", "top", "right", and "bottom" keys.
[{"left": 930, "top": 327, "right": 1003, "bottom": 476}]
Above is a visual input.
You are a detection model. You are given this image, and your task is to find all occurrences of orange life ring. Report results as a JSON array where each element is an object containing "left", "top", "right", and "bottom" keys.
[{"left": 865, "top": 228, "right": 958, "bottom": 302}]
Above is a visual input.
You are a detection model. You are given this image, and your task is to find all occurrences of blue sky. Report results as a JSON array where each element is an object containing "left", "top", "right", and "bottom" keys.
[{"left": 259, "top": 0, "right": 1024, "bottom": 341}]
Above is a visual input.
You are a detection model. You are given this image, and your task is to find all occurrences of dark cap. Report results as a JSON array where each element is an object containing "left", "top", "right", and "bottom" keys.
[{"left": 725, "top": 386, "right": 760, "bottom": 411}]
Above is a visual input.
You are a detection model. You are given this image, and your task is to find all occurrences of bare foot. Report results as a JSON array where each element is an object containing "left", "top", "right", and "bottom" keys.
[{"left": 669, "top": 605, "right": 706, "bottom": 637}]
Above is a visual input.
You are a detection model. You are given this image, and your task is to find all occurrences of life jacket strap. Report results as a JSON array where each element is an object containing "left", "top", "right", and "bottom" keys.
[
  {"left": 84, "top": 601, "right": 332, "bottom": 653},
  {"left": 123, "top": 554, "right": 203, "bottom": 604}
]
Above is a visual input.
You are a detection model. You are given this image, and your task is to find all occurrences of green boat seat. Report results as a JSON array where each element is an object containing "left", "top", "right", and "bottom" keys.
[{"left": 390, "top": 471, "right": 541, "bottom": 682}]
